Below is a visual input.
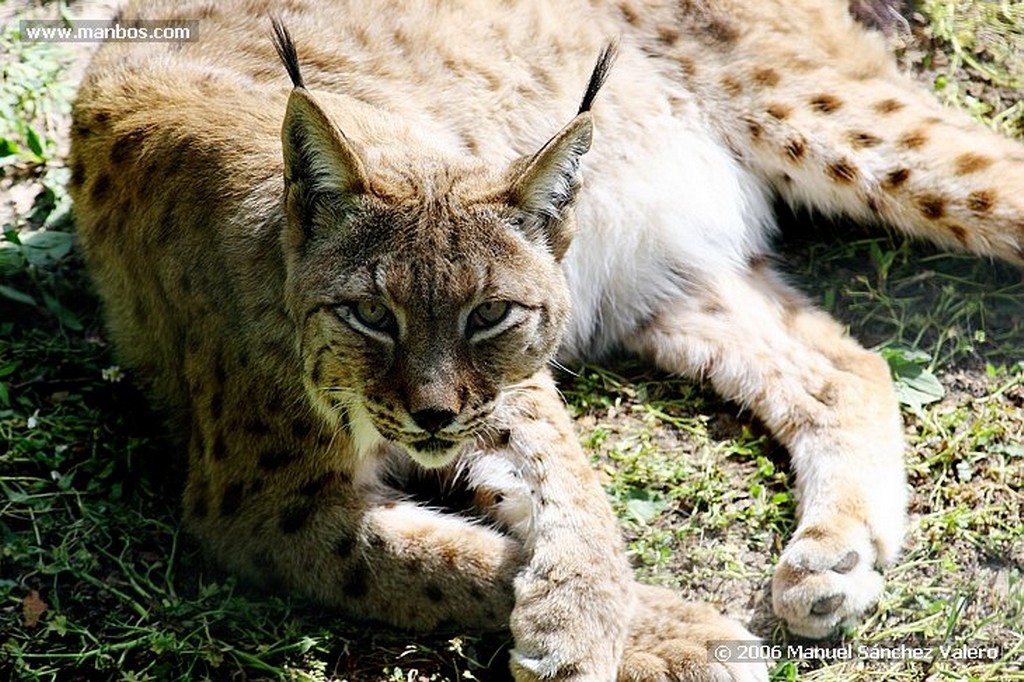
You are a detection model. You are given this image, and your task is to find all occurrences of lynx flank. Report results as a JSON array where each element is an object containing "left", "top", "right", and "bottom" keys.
[{"left": 70, "top": 0, "right": 1023, "bottom": 679}]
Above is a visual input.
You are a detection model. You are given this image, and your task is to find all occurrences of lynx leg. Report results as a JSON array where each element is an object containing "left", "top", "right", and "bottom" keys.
[
  {"left": 619, "top": 585, "right": 768, "bottom": 682},
  {"left": 183, "top": 458, "right": 522, "bottom": 631},
  {"left": 466, "top": 372, "right": 766, "bottom": 681},
  {"left": 464, "top": 372, "right": 634, "bottom": 680},
  {"left": 625, "top": 260, "right": 907, "bottom": 638}
]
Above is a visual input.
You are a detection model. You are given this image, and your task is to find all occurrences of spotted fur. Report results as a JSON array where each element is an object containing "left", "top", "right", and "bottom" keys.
[{"left": 71, "top": 0, "right": 1022, "bottom": 678}]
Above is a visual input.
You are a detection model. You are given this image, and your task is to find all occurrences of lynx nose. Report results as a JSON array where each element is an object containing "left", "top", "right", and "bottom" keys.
[{"left": 411, "top": 408, "right": 457, "bottom": 434}]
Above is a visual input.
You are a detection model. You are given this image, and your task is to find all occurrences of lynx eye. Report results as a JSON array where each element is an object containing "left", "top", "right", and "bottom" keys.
[
  {"left": 467, "top": 300, "right": 511, "bottom": 334},
  {"left": 348, "top": 300, "right": 397, "bottom": 335}
]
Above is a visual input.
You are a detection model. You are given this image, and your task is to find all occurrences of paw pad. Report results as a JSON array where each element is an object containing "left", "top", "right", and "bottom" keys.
[
  {"left": 832, "top": 550, "right": 859, "bottom": 574},
  {"left": 771, "top": 525, "right": 882, "bottom": 639},
  {"left": 810, "top": 594, "right": 845, "bottom": 616}
]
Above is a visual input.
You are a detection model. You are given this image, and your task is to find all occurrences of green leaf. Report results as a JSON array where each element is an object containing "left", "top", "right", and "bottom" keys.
[
  {"left": 882, "top": 345, "right": 945, "bottom": 410},
  {"left": 0, "top": 137, "right": 20, "bottom": 159},
  {"left": 0, "top": 284, "right": 37, "bottom": 307},
  {"left": 25, "top": 124, "right": 45, "bottom": 159},
  {"left": 881, "top": 346, "right": 931, "bottom": 364},
  {"left": 624, "top": 488, "right": 668, "bottom": 524},
  {"left": 42, "top": 291, "right": 83, "bottom": 330},
  {"left": 0, "top": 242, "right": 26, "bottom": 275},
  {"left": 20, "top": 229, "right": 72, "bottom": 265},
  {"left": 894, "top": 365, "right": 944, "bottom": 408},
  {"left": 993, "top": 443, "right": 1024, "bottom": 458}
]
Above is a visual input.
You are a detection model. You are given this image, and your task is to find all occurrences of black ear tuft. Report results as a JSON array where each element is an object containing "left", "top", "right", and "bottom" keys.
[
  {"left": 270, "top": 18, "right": 305, "bottom": 89},
  {"left": 577, "top": 40, "right": 619, "bottom": 115}
]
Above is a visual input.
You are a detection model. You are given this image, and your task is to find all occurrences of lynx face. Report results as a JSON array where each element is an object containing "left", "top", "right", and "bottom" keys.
[
  {"left": 272, "top": 46, "right": 597, "bottom": 467},
  {"left": 290, "top": 186, "right": 572, "bottom": 467}
]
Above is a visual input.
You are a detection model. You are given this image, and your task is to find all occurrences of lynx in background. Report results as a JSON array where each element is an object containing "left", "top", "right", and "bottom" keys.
[{"left": 70, "top": 0, "right": 1023, "bottom": 679}]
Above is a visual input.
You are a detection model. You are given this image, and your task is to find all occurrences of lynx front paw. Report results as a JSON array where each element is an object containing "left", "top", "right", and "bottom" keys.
[
  {"left": 772, "top": 518, "right": 884, "bottom": 639},
  {"left": 621, "top": 585, "right": 768, "bottom": 682},
  {"left": 507, "top": 563, "right": 631, "bottom": 681}
]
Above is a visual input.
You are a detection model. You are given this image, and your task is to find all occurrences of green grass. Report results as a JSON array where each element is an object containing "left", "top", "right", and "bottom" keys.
[
  {"left": 2, "top": 2, "right": 1023, "bottom": 681},
  {"left": 919, "top": 0, "right": 1024, "bottom": 137}
]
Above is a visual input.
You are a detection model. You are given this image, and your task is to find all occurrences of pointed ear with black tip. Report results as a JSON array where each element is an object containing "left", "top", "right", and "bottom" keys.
[
  {"left": 272, "top": 18, "right": 369, "bottom": 245},
  {"left": 282, "top": 89, "right": 368, "bottom": 199},
  {"left": 507, "top": 113, "right": 593, "bottom": 261},
  {"left": 506, "top": 40, "right": 616, "bottom": 260}
]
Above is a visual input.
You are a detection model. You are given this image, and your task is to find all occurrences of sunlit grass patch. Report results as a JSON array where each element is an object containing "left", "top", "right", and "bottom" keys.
[{"left": 918, "top": 0, "right": 1024, "bottom": 137}]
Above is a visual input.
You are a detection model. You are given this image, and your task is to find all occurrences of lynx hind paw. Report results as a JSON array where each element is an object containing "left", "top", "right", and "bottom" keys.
[
  {"left": 621, "top": 586, "right": 768, "bottom": 682},
  {"left": 772, "top": 519, "right": 884, "bottom": 639},
  {"left": 619, "top": 646, "right": 768, "bottom": 682}
]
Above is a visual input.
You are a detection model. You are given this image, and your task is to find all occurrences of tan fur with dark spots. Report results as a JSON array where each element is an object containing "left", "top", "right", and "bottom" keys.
[
  {"left": 626, "top": 0, "right": 1024, "bottom": 264},
  {"left": 71, "top": 1, "right": 769, "bottom": 678},
  {"left": 71, "top": 0, "right": 1023, "bottom": 677}
]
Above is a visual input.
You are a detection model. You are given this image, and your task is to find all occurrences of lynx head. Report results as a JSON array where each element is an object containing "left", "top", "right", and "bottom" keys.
[{"left": 270, "top": 22, "right": 614, "bottom": 468}]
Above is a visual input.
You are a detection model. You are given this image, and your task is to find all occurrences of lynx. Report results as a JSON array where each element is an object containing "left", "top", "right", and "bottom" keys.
[{"left": 69, "top": 0, "right": 1022, "bottom": 679}]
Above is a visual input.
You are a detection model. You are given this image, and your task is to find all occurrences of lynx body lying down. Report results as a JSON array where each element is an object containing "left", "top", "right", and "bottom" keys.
[{"left": 70, "top": 0, "right": 1023, "bottom": 678}]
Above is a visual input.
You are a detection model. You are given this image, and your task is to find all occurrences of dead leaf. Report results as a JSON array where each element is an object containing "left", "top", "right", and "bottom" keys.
[{"left": 23, "top": 590, "right": 48, "bottom": 627}]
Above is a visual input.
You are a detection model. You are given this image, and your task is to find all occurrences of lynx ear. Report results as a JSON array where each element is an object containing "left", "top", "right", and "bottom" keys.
[
  {"left": 282, "top": 89, "right": 368, "bottom": 197},
  {"left": 272, "top": 19, "right": 368, "bottom": 241},
  {"left": 507, "top": 41, "right": 616, "bottom": 260},
  {"left": 507, "top": 114, "right": 593, "bottom": 260}
]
